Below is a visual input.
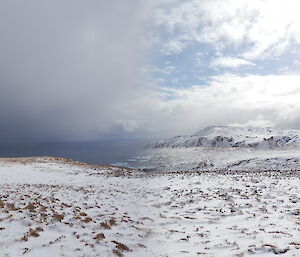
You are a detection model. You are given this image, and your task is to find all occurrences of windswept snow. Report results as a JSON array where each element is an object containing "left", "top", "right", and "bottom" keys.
[{"left": 0, "top": 157, "right": 299, "bottom": 256}]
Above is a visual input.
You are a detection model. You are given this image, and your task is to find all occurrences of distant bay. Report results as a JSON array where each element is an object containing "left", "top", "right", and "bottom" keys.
[{"left": 0, "top": 140, "right": 150, "bottom": 169}]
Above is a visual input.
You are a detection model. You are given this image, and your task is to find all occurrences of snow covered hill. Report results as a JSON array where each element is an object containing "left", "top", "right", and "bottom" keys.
[
  {"left": 149, "top": 126, "right": 300, "bottom": 149},
  {"left": 143, "top": 126, "right": 300, "bottom": 172},
  {"left": 0, "top": 157, "right": 300, "bottom": 256}
]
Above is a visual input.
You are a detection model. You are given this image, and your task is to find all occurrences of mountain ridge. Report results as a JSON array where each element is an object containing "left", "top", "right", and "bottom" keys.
[{"left": 149, "top": 125, "right": 300, "bottom": 150}]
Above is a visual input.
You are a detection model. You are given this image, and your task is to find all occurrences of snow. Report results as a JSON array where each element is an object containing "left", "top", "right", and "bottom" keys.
[
  {"left": 145, "top": 126, "right": 300, "bottom": 172},
  {"left": 0, "top": 157, "right": 299, "bottom": 256},
  {"left": 148, "top": 126, "right": 300, "bottom": 149}
]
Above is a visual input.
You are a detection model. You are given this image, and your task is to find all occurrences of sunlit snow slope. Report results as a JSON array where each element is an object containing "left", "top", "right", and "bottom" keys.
[
  {"left": 145, "top": 126, "right": 300, "bottom": 171},
  {"left": 149, "top": 126, "right": 300, "bottom": 149}
]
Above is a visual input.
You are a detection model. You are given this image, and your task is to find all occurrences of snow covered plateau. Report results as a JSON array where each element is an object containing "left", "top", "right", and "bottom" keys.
[{"left": 0, "top": 156, "right": 299, "bottom": 257}]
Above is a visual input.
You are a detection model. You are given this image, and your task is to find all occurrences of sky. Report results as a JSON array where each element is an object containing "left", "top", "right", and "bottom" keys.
[{"left": 1, "top": 0, "right": 300, "bottom": 142}]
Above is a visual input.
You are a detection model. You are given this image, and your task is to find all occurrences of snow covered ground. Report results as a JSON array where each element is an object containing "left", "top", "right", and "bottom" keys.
[
  {"left": 142, "top": 147, "right": 300, "bottom": 172},
  {"left": 144, "top": 126, "right": 300, "bottom": 172},
  {"left": 149, "top": 126, "right": 300, "bottom": 150},
  {"left": 0, "top": 157, "right": 299, "bottom": 256}
]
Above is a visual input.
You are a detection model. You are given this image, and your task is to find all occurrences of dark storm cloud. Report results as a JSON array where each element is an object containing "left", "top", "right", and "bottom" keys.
[{"left": 0, "top": 0, "right": 144, "bottom": 142}]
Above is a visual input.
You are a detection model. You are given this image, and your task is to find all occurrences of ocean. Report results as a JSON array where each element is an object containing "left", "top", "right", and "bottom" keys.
[{"left": 0, "top": 140, "right": 152, "bottom": 170}]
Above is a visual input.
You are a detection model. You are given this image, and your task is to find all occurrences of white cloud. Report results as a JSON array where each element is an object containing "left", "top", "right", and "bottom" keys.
[
  {"left": 145, "top": 65, "right": 175, "bottom": 75},
  {"left": 117, "top": 2, "right": 300, "bottom": 136},
  {"left": 161, "top": 40, "right": 186, "bottom": 55},
  {"left": 152, "top": 0, "right": 300, "bottom": 60},
  {"left": 294, "top": 60, "right": 300, "bottom": 65},
  {"left": 211, "top": 56, "right": 255, "bottom": 68},
  {"left": 229, "top": 115, "right": 275, "bottom": 128},
  {"left": 278, "top": 66, "right": 289, "bottom": 72},
  {"left": 118, "top": 74, "right": 300, "bottom": 136}
]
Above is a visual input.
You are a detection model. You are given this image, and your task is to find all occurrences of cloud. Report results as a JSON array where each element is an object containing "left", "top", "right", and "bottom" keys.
[
  {"left": 211, "top": 57, "right": 255, "bottom": 68},
  {"left": 119, "top": 74, "right": 300, "bottom": 136},
  {"left": 1, "top": 1, "right": 300, "bottom": 143},
  {"left": 161, "top": 40, "right": 187, "bottom": 55},
  {"left": 229, "top": 115, "right": 275, "bottom": 128},
  {"left": 0, "top": 0, "right": 144, "bottom": 142},
  {"left": 152, "top": 0, "right": 300, "bottom": 60},
  {"left": 145, "top": 65, "right": 175, "bottom": 75}
]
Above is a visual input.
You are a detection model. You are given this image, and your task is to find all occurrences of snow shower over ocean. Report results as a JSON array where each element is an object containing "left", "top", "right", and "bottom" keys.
[{"left": 0, "top": 140, "right": 148, "bottom": 169}]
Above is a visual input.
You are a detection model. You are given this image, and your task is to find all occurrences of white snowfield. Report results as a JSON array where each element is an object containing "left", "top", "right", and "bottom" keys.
[
  {"left": 145, "top": 126, "right": 300, "bottom": 172},
  {"left": 0, "top": 157, "right": 299, "bottom": 257}
]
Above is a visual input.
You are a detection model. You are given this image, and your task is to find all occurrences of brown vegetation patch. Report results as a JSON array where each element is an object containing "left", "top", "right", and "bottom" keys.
[
  {"left": 83, "top": 217, "right": 93, "bottom": 223},
  {"left": 6, "top": 203, "right": 17, "bottom": 211},
  {"left": 0, "top": 199, "right": 5, "bottom": 208},
  {"left": 112, "top": 249, "right": 123, "bottom": 257},
  {"left": 100, "top": 221, "right": 111, "bottom": 229},
  {"left": 52, "top": 213, "right": 64, "bottom": 222},
  {"left": 111, "top": 240, "right": 131, "bottom": 251},
  {"left": 94, "top": 233, "right": 105, "bottom": 241},
  {"left": 24, "top": 203, "right": 36, "bottom": 212}
]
